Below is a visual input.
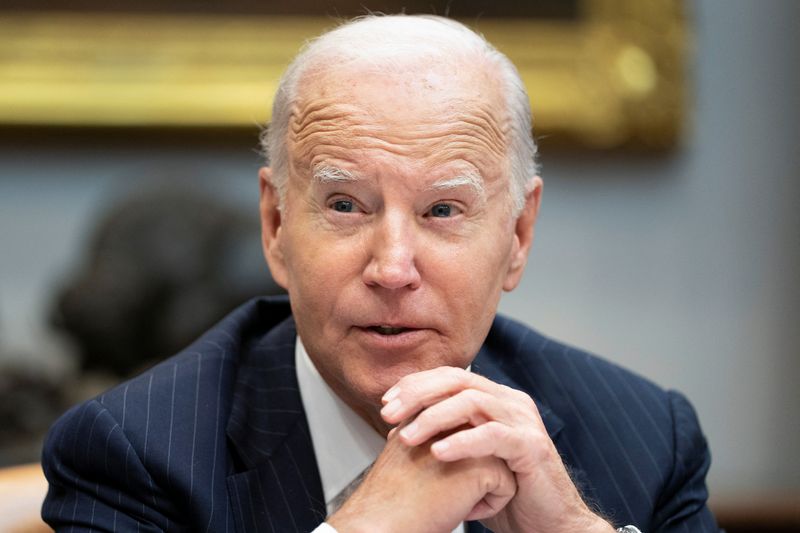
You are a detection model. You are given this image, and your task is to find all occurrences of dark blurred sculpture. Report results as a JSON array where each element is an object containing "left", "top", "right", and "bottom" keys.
[
  {"left": 0, "top": 352, "right": 68, "bottom": 465},
  {"left": 50, "top": 182, "right": 283, "bottom": 377}
]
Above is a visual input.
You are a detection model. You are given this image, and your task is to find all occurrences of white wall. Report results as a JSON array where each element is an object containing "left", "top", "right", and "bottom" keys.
[{"left": 1, "top": 0, "right": 798, "bottom": 496}]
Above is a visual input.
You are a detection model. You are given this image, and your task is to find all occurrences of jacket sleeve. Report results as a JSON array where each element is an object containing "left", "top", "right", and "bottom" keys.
[
  {"left": 41, "top": 399, "right": 181, "bottom": 532},
  {"left": 651, "top": 391, "right": 723, "bottom": 532}
]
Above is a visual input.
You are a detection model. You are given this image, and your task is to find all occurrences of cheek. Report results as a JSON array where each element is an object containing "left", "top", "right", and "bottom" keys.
[
  {"left": 425, "top": 229, "right": 513, "bottom": 291},
  {"left": 281, "top": 222, "right": 367, "bottom": 308},
  {"left": 420, "top": 230, "right": 514, "bottom": 327}
]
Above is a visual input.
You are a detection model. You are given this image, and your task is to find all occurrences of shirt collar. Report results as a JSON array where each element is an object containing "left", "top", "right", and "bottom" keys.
[
  {"left": 295, "top": 336, "right": 385, "bottom": 513},
  {"left": 295, "top": 336, "right": 467, "bottom": 532}
]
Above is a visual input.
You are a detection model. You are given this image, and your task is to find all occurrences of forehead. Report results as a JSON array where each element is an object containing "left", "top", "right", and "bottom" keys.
[{"left": 287, "top": 59, "right": 510, "bottom": 175}]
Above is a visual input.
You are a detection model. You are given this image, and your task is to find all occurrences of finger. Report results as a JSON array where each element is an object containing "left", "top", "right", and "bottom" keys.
[
  {"left": 398, "top": 388, "right": 512, "bottom": 446},
  {"left": 465, "top": 459, "right": 516, "bottom": 521},
  {"left": 430, "top": 421, "right": 543, "bottom": 474},
  {"left": 466, "top": 497, "right": 507, "bottom": 521},
  {"left": 380, "top": 366, "right": 520, "bottom": 425},
  {"left": 466, "top": 495, "right": 513, "bottom": 521}
]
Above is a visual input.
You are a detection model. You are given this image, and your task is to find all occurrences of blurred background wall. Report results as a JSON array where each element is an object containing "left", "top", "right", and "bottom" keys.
[
  {"left": 503, "top": 0, "right": 800, "bottom": 501},
  {"left": 0, "top": 0, "right": 797, "bottom": 512}
]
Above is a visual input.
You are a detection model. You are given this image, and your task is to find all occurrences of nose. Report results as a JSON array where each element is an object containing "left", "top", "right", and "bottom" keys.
[{"left": 362, "top": 212, "right": 421, "bottom": 290}]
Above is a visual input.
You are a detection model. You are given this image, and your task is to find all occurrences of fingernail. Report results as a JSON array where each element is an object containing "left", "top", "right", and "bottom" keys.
[
  {"left": 381, "top": 398, "right": 402, "bottom": 418},
  {"left": 399, "top": 422, "right": 417, "bottom": 440},
  {"left": 382, "top": 387, "right": 400, "bottom": 404}
]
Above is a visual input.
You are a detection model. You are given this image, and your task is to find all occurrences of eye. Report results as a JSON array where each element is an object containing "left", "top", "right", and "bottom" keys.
[
  {"left": 331, "top": 199, "right": 355, "bottom": 213},
  {"left": 326, "top": 194, "right": 369, "bottom": 218},
  {"left": 427, "top": 203, "right": 455, "bottom": 218}
]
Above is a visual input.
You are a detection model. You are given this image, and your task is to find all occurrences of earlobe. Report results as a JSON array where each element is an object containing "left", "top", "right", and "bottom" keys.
[
  {"left": 259, "top": 167, "right": 289, "bottom": 289},
  {"left": 502, "top": 176, "right": 543, "bottom": 292}
]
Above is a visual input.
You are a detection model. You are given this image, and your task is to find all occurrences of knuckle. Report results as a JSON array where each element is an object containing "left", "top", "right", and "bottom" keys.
[
  {"left": 417, "top": 404, "right": 443, "bottom": 427},
  {"left": 392, "top": 374, "right": 411, "bottom": 392},
  {"left": 396, "top": 376, "right": 423, "bottom": 399},
  {"left": 450, "top": 428, "right": 470, "bottom": 447},
  {"left": 512, "top": 387, "right": 535, "bottom": 406},
  {"left": 461, "top": 388, "right": 484, "bottom": 406},
  {"left": 484, "top": 421, "right": 507, "bottom": 441},
  {"left": 448, "top": 366, "right": 471, "bottom": 386},
  {"left": 528, "top": 431, "right": 553, "bottom": 459}
]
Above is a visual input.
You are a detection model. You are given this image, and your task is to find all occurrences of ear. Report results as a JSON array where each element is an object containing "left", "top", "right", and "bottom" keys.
[
  {"left": 259, "top": 167, "right": 289, "bottom": 290},
  {"left": 503, "top": 176, "right": 543, "bottom": 291}
]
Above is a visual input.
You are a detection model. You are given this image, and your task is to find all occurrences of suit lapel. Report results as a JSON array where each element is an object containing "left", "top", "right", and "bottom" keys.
[
  {"left": 226, "top": 316, "right": 327, "bottom": 532},
  {"left": 473, "top": 345, "right": 565, "bottom": 441}
]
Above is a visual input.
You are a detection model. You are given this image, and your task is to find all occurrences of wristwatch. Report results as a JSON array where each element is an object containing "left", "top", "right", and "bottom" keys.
[{"left": 616, "top": 527, "right": 643, "bottom": 533}]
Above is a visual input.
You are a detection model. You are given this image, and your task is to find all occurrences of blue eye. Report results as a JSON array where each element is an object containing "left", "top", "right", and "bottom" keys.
[
  {"left": 332, "top": 200, "right": 354, "bottom": 212},
  {"left": 429, "top": 203, "right": 452, "bottom": 217}
]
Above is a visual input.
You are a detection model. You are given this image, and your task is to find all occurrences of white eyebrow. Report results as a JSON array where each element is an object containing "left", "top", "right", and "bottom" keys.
[
  {"left": 313, "top": 165, "right": 360, "bottom": 183},
  {"left": 431, "top": 172, "right": 486, "bottom": 197},
  {"left": 313, "top": 165, "right": 485, "bottom": 199}
]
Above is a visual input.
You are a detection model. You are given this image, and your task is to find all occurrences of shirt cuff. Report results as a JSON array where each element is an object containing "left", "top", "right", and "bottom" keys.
[{"left": 311, "top": 523, "right": 339, "bottom": 533}]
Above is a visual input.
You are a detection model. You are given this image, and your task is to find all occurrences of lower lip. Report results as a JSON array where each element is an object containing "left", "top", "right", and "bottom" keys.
[{"left": 354, "top": 327, "right": 430, "bottom": 351}]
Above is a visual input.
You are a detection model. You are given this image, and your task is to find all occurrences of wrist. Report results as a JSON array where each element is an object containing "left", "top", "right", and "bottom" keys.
[
  {"left": 327, "top": 507, "right": 399, "bottom": 533},
  {"left": 583, "top": 515, "right": 616, "bottom": 533}
]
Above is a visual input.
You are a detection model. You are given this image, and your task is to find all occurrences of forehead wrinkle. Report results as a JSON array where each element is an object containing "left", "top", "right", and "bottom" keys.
[
  {"left": 291, "top": 136, "right": 504, "bottom": 185},
  {"left": 291, "top": 98, "right": 363, "bottom": 127},
  {"left": 361, "top": 113, "right": 508, "bottom": 162},
  {"left": 296, "top": 128, "right": 505, "bottom": 162},
  {"left": 355, "top": 109, "right": 508, "bottom": 157},
  {"left": 292, "top": 95, "right": 507, "bottom": 141},
  {"left": 427, "top": 141, "right": 503, "bottom": 173},
  {"left": 288, "top": 97, "right": 510, "bottom": 174},
  {"left": 289, "top": 100, "right": 367, "bottom": 143},
  {"left": 458, "top": 111, "right": 509, "bottom": 160}
]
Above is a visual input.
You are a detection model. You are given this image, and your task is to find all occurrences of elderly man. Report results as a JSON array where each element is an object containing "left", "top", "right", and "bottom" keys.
[{"left": 42, "top": 15, "right": 720, "bottom": 533}]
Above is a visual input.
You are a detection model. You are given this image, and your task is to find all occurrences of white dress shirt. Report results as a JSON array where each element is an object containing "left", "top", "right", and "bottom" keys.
[{"left": 296, "top": 337, "right": 465, "bottom": 533}]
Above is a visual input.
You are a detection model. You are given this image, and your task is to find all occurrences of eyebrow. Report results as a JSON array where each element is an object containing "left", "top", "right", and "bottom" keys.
[
  {"left": 313, "top": 164, "right": 486, "bottom": 199},
  {"left": 313, "top": 165, "right": 360, "bottom": 183},
  {"left": 430, "top": 172, "right": 486, "bottom": 198}
]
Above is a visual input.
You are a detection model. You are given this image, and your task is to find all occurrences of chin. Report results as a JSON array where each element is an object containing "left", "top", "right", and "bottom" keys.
[
  {"left": 352, "top": 373, "right": 398, "bottom": 407},
  {"left": 353, "top": 355, "right": 449, "bottom": 400}
]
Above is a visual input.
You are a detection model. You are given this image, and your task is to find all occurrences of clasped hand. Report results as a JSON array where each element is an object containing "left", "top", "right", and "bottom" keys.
[{"left": 328, "top": 367, "right": 613, "bottom": 533}]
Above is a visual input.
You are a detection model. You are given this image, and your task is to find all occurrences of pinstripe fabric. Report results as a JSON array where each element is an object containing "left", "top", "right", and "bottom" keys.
[
  {"left": 471, "top": 318, "right": 721, "bottom": 532},
  {"left": 42, "top": 296, "right": 721, "bottom": 532}
]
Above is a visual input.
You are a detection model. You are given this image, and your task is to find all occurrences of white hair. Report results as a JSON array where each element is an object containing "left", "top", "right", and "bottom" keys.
[
  {"left": 432, "top": 173, "right": 486, "bottom": 197},
  {"left": 260, "top": 14, "right": 539, "bottom": 216},
  {"left": 313, "top": 165, "right": 358, "bottom": 184}
]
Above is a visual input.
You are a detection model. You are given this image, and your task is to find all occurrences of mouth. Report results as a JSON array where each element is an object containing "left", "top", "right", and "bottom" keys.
[
  {"left": 367, "top": 325, "right": 414, "bottom": 336},
  {"left": 353, "top": 323, "right": 430, "bottom": 351}
]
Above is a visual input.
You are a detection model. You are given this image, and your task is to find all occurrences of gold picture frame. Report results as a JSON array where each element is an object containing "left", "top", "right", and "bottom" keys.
[{"left": 0, "top": 0, "right": 686, "bottom": 149}]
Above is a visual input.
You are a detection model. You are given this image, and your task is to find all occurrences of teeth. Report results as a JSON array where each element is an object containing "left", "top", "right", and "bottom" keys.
[{"left": 373, "top": 326, "right": 406, "bottom": 335}]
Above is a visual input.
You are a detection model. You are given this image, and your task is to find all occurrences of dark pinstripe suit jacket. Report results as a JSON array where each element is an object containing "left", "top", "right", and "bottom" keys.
[{"left": 42, "top": 296, "right": 721, "bottom": 532}]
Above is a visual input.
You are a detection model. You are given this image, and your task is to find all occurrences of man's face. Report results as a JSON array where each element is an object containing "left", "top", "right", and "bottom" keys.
[{"left": 260, "top": 61, "right": 541, "bottom": 430}]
